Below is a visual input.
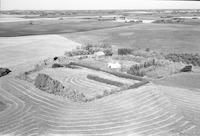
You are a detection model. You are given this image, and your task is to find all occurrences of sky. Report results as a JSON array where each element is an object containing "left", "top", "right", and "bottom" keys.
[{"left": 2, "top": 0, "right": 200, "bottom": 10}]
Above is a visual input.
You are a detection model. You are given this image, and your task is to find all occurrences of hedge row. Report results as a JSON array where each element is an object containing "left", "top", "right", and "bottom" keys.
[
  {"left": 127, "top": 81, "right": 149, "bottom": 90},
  {"left": 118, "top": 48, "right": 133, "bottom": 55},
  {"left": 165, "top": 53, "right": 200, "bottom": 66},
  {"left": 87, "top": 74, "right": 124, "bottom": 87}
]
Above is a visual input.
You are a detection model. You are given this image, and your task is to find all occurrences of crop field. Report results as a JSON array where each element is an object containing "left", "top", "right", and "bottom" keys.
[{"left": 0, "top": 76, "right": 200, "bottom": 136}]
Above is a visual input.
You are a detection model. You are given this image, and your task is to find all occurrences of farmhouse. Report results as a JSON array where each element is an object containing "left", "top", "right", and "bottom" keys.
[
  {"left": 94, "top": 51, "right": 105, "bottom": 58},
  {"left": 108, "top": 62, "right": 121, "bottom": 69}
]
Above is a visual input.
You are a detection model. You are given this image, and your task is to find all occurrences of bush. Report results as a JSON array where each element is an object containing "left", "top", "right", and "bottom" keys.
[
  {"left": 0, "top": 68, "right": 11, "bottom": 77},
  {"left": 64, "top": 51, "right": 73, "bottom": 57},
  {"left": 52, "top": 63, "right": 64, "bottom": 68},
  {"left": 127, "top": 59, "right": 159, "bottom": 77},
  {"left": 96, "top": 94, "right": 103, "bottom": 99},
  {"left": 145, "top": 48, "right": 150, "bottom": 52},
  {"left": 65, "top": 43, "right": 113, "bottom": 57},
  {"left": 53, "top": 57, "right": 58, "bottom": 61},
  {"left": 103, "top": 49, "right": 113, "bottom": 56},
  {"left": 118, "top": 48, "right": 133, "bottom": 55},
  {"left": 64, "top": 49, "right": 90, "bottom": 57},
  {"left": 64, "top": 64, "right": 80, "bottom": 69},
  {"left": 127, "top": 81, "right": 149, "bottom": 89},
  {"left": 29, "top": 21, "right": 34, "bottom": 25},
  {"left": 127, "top": 66, "right": 145, "bottom": 77},
  {"left": 103, "top": 90, "right": 110, "bottom": 96},
  {"left": 180, "top": 65, "right": 192, "bottom": 72},
  {"left": 82, "top": 43, "right": 112, "bottom": 55}
]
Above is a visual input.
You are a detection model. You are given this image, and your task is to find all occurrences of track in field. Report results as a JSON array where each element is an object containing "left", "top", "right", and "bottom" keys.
[{"left": 0, "top": 77, "right": 200, "bottom": 136}]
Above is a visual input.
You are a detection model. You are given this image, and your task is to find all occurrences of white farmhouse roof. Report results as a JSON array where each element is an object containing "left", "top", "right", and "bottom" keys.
[
  {"left": 94, "top": 51, "right": 105, "bottom": 56},
  {"left": 108, "top": 62, "right": 121, "bottom": 69}
]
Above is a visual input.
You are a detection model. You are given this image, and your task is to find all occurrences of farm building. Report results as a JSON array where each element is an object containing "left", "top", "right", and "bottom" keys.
[
  {"left": 108, "top": 62, "right": 121, "bottom": 69},
  {"left": 94, "top": 51, "right": 105, "bottom": 57}
]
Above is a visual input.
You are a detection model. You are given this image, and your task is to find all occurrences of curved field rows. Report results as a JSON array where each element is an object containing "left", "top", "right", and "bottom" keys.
[
  {"left": 37, "top": 68, "right": 136, "bottom": 98},
  {"left": 0, "top": 76, "right": 200, "bottom": 136}
]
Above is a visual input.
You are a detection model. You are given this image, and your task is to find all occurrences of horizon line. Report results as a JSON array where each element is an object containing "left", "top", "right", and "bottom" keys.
[{"left": 2, "top": 8, "right": 200, "bottom": 11}]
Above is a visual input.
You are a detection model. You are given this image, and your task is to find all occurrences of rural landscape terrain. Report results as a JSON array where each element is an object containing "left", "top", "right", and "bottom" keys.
[{"left": 1, "top": 9, "right": 200, "bottom": 136}]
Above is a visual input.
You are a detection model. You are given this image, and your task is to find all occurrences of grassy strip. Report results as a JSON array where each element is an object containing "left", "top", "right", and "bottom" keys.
[
  {"left": 70, "top": 62, "right": 148, "bottom": 82},
  {"left": 87, "top": 74, "right": 124, "bottom": 87}
]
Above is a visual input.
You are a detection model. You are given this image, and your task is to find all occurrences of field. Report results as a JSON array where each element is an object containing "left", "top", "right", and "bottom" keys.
[
  {"left": 0, "top": 18, "right": 130, "bottom": 37},
  {"left": 1, "top": 76, "right": 200, "bottom": 135},
  {"left": 0, "top": 35, "right": 80, "bottom": 73},
  {"left": 63, "top": 23, "right": 200, "bottom": 53},
  {"left": 154, "top": 72, "right": 200, "bottom": 90},
  {"left": 1, "top": 9, "right": 200, "bottom": 136}
]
